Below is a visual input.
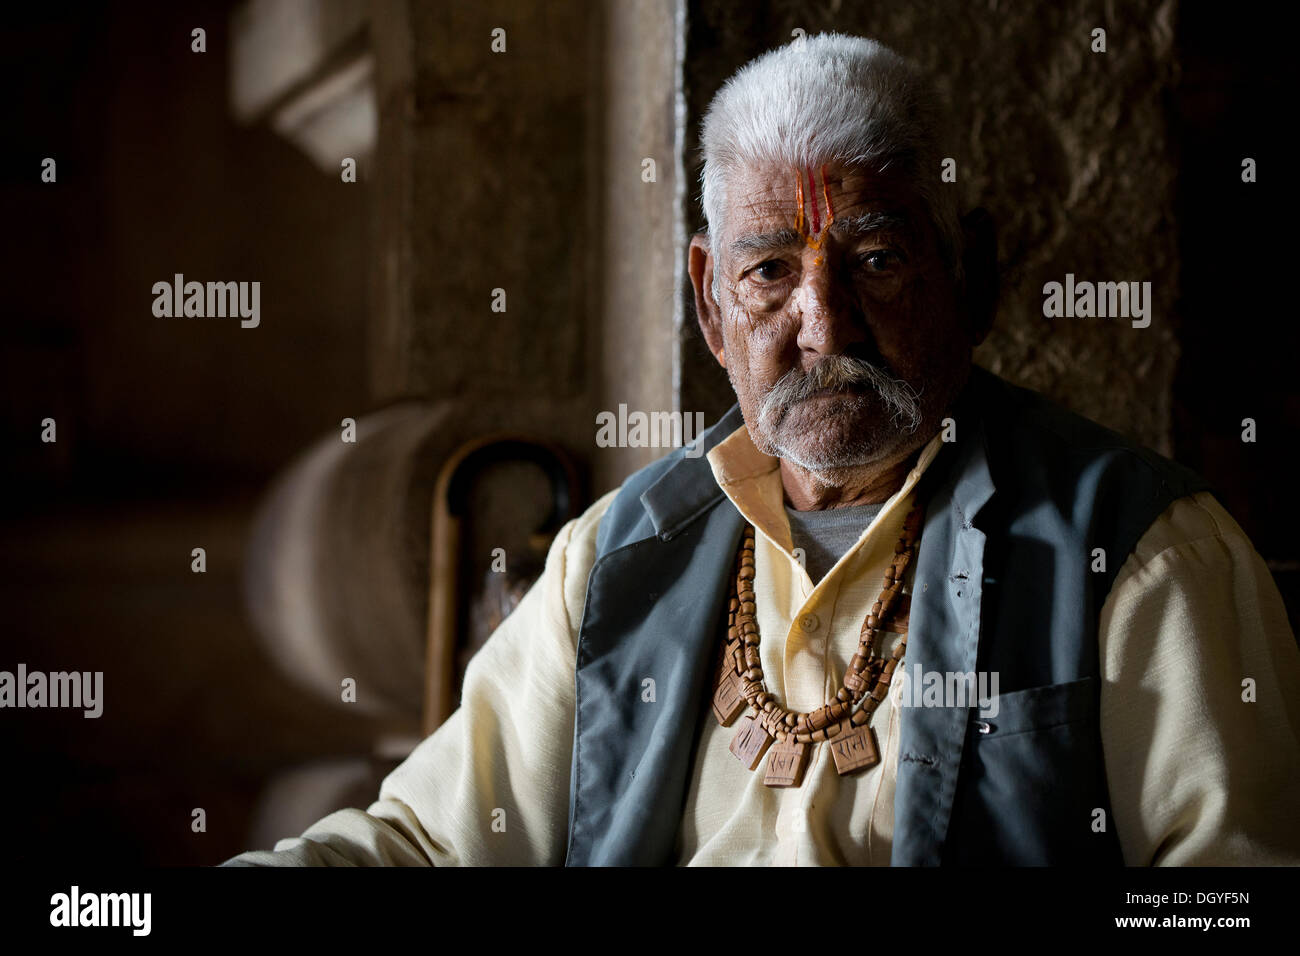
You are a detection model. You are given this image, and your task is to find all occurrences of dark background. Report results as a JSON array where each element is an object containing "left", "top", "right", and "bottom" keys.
[{"left": 1, "top": 0, "right": 1295, "bottom": 865}]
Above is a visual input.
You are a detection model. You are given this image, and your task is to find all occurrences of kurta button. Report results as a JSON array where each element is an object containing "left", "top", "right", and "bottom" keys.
[{"left": 798, "top": 613, "right": 820, "bottom": 632}]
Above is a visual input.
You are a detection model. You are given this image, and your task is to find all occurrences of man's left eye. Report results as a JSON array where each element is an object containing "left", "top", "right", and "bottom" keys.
[{"left": 859, "top": 250, "right": 901, "bottom": 273}]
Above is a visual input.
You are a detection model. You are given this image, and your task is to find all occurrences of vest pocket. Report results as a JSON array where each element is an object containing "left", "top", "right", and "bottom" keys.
[
  {"left": 952, "top": 675, "right": 1115, "bottom": 864},
  {"left": 971, "top": 675, "right": 1095, "bottom": 737}
]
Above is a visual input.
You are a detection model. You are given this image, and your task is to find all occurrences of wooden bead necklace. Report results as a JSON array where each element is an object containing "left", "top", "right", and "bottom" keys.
[{"left": 710, "top": 502, "right": 922, "bottom": 788}]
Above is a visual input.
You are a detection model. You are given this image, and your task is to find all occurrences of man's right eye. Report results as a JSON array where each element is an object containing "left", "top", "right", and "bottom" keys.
[{"left": 753, "top": 261, "right": 790, "bottom": 282}]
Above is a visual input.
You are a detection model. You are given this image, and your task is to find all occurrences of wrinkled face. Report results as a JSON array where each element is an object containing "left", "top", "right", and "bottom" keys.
[{"left": 713, "top": 160, "right": 971, "bottom": 473}]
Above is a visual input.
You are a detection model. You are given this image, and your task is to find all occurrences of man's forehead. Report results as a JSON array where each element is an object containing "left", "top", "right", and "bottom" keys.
[{"left": 724, "top": 160, "right": 919, "bottom": 236}]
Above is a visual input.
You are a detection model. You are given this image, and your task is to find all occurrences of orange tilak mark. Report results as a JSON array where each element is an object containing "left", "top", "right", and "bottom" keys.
[
  {"left": 820, "top": 164, "right": 835, "bottom": 228},
  {"left": 806, "top": 166, "right": 821, "bottom": 235},
  {"left": 793, "top": 165, "right": 836, "bottom": 266}
]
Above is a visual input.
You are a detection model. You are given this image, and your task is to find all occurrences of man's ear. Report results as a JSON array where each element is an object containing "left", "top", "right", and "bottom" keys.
[
  {"left": 959, "top": 207, "right": 998, "bottom": 347},
  {"left": 689, "top": 233, "right": 726, "bottom": 367}
]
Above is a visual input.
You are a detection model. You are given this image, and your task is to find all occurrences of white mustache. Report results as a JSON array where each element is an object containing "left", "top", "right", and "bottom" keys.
[{"left": 758, "top": 355, "right": 923, "bottom": 433}]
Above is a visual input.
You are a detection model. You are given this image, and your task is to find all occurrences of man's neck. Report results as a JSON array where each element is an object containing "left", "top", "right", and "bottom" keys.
[{"left": 780, "top": 440, "right": 926, "bottom": 511}]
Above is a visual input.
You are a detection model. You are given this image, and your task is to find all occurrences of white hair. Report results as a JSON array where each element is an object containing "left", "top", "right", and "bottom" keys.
[{"left": 700, "top": 33, "right": 963, "bottom": 300}]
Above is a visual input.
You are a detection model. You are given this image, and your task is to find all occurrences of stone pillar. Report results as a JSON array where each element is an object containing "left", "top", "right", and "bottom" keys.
[
  {"left": 369, "top": 0, "right": 686, "bottom": 494},
  {"left": 369, "top": 0, "right": 596, "bottom": 412},
  {"left": 595, "top": 0, "right": 686, "bottom": 490}
]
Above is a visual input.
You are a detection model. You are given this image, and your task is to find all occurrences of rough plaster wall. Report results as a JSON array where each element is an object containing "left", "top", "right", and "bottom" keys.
[{"left": 683, "top": 0, "right": 1180, "bottom": 453}]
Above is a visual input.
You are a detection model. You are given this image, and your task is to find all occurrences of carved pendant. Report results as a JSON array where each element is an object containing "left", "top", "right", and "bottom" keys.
[
  {"left": 882, "top": 594, "right": 910, "bottom": 634},
  {"left": 729, "top": 715, "right": 773, "bottom": 770},
  {"left": 763, "top": 736, "right": 810, "bottom": 788},
  {"left": 711, "top": 669, "right": 745, "bottom": 726},
  {"left": 830, "top": 722, "right": 879, "bottom": 775}
]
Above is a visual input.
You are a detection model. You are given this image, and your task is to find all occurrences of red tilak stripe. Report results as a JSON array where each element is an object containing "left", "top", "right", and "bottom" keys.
[{"left": 806, "top": 166, "right": 820, "bottom": 234}]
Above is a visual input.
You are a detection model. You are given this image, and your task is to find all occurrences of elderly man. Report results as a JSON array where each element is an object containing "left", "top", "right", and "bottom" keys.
[{"left": 224, "top": 33, "right": 1300, "bottom": 866}]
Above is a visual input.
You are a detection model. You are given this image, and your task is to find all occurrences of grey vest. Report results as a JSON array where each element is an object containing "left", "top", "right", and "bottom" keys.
[{"left": 563, "top": 367, "right": 1213, "bottom": 865}]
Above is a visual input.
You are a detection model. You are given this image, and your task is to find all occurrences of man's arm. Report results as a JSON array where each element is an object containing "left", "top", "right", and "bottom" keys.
[
  {"left": 221, "top": 490, "right": 618, "bottom": 866},
  {"left": 1099, "top": 490, "right": 1300, "bottom": 865}
]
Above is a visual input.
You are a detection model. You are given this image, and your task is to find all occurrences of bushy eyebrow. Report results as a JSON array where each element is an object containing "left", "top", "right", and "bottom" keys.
[
  {"left": 830, "top": 212, "right": 908, "bottom": 238},
  {"left": 729, "top": 228, "right": 802, "bottom": 258},
  {"left": 728, "top": 212, "right": 909, "bottom": 260}
]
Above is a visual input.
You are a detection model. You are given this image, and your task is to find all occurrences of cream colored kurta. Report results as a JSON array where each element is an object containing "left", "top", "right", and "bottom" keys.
[{"left": 224, "top": 425, "right": 1300, "bottom": 866}]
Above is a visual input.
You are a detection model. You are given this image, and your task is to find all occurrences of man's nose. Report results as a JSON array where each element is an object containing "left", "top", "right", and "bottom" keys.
[{"left": 794, "top": 258, "right": 863, "bottom": 355}]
